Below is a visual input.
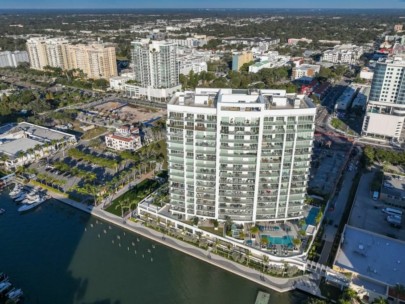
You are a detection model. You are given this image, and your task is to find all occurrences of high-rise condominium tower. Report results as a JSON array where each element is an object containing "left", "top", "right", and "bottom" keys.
[
  {"left": 167, "top": 88, "right": 316, "bottom": 223},
  {"left": 130, "top": 39, "right": 179, "bottom": 88},
  {"left": 26, "top": 37, "right": 117, "bottom": 79},
  {"left": 362, "top": 58, "right": 405, "bottom": 141}
]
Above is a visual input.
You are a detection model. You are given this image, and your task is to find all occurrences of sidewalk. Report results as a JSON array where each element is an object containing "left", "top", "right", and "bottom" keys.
[{"left": 49, "top": 192, "right": 310, "bottom": 293}]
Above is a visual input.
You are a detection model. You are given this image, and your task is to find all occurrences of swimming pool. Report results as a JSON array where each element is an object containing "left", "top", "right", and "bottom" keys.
[
  {"left": 306, "top": 207, "right": 320, "bottom": 226},
  {"left": 263, "top": 235, "right": 293, "bottom": 246}
]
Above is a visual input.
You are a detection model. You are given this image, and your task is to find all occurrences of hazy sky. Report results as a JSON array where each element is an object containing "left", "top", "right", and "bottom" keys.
[{"left": 1, "top": 0, "right": 405, "bottom": 9}]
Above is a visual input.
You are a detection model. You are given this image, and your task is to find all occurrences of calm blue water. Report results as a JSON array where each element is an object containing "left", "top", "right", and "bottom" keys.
[{"left": 0, "top": 190, "right": 309, "bottom": 304}]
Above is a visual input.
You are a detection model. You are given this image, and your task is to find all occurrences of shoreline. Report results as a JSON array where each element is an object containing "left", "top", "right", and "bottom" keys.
[{"left": 49, "top": 192, "right": 301, "bottom": 294}]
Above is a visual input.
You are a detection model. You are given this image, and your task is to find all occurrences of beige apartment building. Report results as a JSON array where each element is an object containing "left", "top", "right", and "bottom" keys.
[
  {"left": 68, "top": 44, "right": 117, "bottom": 79},
  {"left": 26, "top": 37, "right": 117, "bottom": 79}
]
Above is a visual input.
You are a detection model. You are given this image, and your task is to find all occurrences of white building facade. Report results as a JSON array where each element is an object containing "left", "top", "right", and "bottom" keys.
[
  {"left": 0, "top": 51, "right": 29, "bottom": 68},
  {"left": 105, "top": 134, "right": 141, "bottom": 151},
  {"left": 129, "top": 39, "right": 180, "bottom": 101},
  {"left": 167, "top": 88, "right": 316, "bottom": 223},
  {"left": 362, "top": 58, "right": 405, "bottom": 142},
  {"left": 321, "top": 44, "right": 363, "bottom": 65}
]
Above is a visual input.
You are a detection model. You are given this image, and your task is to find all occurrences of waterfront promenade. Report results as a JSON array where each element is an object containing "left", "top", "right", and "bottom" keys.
[{"left": 49, "top": 192, "right": 317, "bottom": 294}]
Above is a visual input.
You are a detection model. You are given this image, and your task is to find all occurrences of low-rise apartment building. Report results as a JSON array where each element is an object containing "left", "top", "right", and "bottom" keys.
[
  {"left": 105, "top": 125, "right": 141, "bottom": 151},
  {"left": 291, "top": 64, "right": 321, "bottom": 81},
  {"left": 321, "top": 44, "right": 363, "bottom": 65}
]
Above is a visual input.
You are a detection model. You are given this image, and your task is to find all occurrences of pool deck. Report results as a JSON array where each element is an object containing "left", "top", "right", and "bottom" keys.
[{"left": 48, "top": 191, "right": 311, "bottom": 294}]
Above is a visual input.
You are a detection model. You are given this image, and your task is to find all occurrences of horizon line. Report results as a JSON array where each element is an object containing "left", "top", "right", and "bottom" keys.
[{"left": 1, "top": 7, "right": 405, "bottom": 10}]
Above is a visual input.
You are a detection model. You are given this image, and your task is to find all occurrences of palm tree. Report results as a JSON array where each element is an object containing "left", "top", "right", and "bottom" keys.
[
  {"left": 262, "top": 255, "right": 269, "bottom": 272},
  {"left": 250, "top": 225, "right": 259, "bottom": 239},
  {"left": 213, "top": 238, "right": 220, "bottom": 254},
  {"left": 245, "top": 250, "right": 251, "bottom": 266}
]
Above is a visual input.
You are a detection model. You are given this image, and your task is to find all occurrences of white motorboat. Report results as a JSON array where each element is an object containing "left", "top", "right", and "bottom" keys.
[
  {"left": 0, "top": 281, "right": 12, "bottom": 294},
  {"left": 9, "top": 185, "right": 23, "bottom": 198},
  {"left": 14, "top": 192, "right": 28, "bottom": 202},
  {"left": 6, "top": 288, "right": 23, "bottom": 300},
  {"left": 0, "top": 208, "right": 5, "bottom": 215},
  {"left": 18, "top": 196, "right": 47, "bottom": 213},
  {"left": 21, "top": 194, "right": 40, "bottom": 205}
]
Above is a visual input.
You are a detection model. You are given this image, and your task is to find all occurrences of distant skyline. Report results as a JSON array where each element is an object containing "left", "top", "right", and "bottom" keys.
[{"left": 1, "top": 0, "right": 405, "bottom": 9}]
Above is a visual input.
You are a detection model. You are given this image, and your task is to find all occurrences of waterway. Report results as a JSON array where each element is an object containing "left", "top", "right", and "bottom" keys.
[{"left": 0, "top": 191, "right": 310, "bottom": 304}]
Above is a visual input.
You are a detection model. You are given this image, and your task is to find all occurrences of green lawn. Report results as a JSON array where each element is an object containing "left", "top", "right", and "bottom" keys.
[{"left": 105, "top": 179, "right": 160, "bottom": 216}]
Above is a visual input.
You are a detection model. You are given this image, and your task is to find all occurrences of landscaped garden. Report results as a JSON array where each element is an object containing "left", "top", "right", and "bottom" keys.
[{"left": 105, "top": 178, "right": 161, "bottom": 216}]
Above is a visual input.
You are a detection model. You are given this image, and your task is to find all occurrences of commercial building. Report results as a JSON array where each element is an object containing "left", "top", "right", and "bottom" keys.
[
  {"left": 126, "top": 39, "right": 180, "bottom": 101},
  {"left": 321, "top": 44, "right": 363, "bottom": 65},
  {"left": 232, "top": 51, "right": 253, "bottom": 71},
  {"left": 0, "top": 51, "right": 29, "bottom": 68},
  {"left": 362, "top": 58, "right": 405, "bottom": 142},
  {"left": 291, "top": 64, "right": 321, "bottom": 81},
  {"left": 379, "top": 173, "right": 405, "bottom": 209},
  {"left": 359, "top": 67, "right": 374, "bottom": 81},
  {"left": 334, "top": 226, "right": 405, "bottom": 300},
  {"left": 335, "top": 86, "right": 358, "bottom": 111},
  {"left": 287, "top": 38, "right": 313, "bottom": 45},
  {"left": 167, "top": 88, "right": 316, "bottom": 222},
  {"left": 26, "top": 37, "right": 117, "bottom": 79},
  {"left": 0, "top": 122, "right": 77, "bottom": 169},
  {"left": 248, "top": 52, "right": 290, "bottom": 73}
]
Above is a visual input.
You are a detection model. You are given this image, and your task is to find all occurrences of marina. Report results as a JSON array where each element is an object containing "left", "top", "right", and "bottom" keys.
[{"left": 0, "top": 187, "right": 310, "bottom": 303}]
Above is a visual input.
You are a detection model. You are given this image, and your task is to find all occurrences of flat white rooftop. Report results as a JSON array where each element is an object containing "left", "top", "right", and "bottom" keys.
[
  {"left": 334, "top": 225, "right": 405, "bottom": 287},
  {"left": 168, "top": 88, "right": 315, "bottom": 110},
  {"left": 0, "top": 138, "right": 41, "bottom": 156}
]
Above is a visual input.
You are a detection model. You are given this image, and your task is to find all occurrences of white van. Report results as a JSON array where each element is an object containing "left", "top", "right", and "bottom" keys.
[{"left": 373, "top": 191, "right": 379, "bottom": 200}]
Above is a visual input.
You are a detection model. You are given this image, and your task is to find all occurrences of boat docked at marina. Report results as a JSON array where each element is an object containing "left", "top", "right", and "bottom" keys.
[
  {"left": 0, "top": 281, "right": 12, "bottom": 294},
  {"left": 0, "top": 273, "right": 8, "bottom": 282},
  {"left": 18, "top": 195, "right": 48, "bottom": 213},
  {"left": 6, "top": 288, "right": 23, "bottom": 302},
  {"left": 14, "top": 192, "right": 28, "bottom": 202},
  {"left": 9, "top": 184, "right": 23, "bottom": 198}
]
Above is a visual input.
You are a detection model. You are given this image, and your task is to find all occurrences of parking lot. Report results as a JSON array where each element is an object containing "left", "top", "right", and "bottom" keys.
[
  {"left": 309, "top": 134, "right": 351, "bottom": 196},
  {"left": 348, "top": 169, "right": 405, "bottom": 241},
  {"left": 30, "top": 144, "right": 122, "bottom": 193}
]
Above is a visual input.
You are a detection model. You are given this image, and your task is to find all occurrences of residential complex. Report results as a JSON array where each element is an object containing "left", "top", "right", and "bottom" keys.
[
  {"left": 105, "top": 125, "right": 141, "bottom": 151},
  {"left": 167, "top": 88, "right": 316, "bottom": 223},
  {"left": 232, "top": 51, "right": 253, "bottom": 71},
  {"left": 362, "top": 58, "right": 405, "bottom": 142},
  {"left": 68, "top": 44, "right": 118, "bottom": 80},
  {"left": 0, "top": 50, "right": 29, "bottom": 68},
  {"left": 125, "top": 39, "right": 181, "bottom": 101},
  {"left": 321, "top": 44, "right": 363, "bottom": 65},
  {"left": 291, "top": 64, "right": 321, "bottom": 81},
  {"left": 0, "top": 122, "right": 77, "bottom": 169},
  {"left": 26, "top": 37, "right": 117, "bottom": 79}
]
